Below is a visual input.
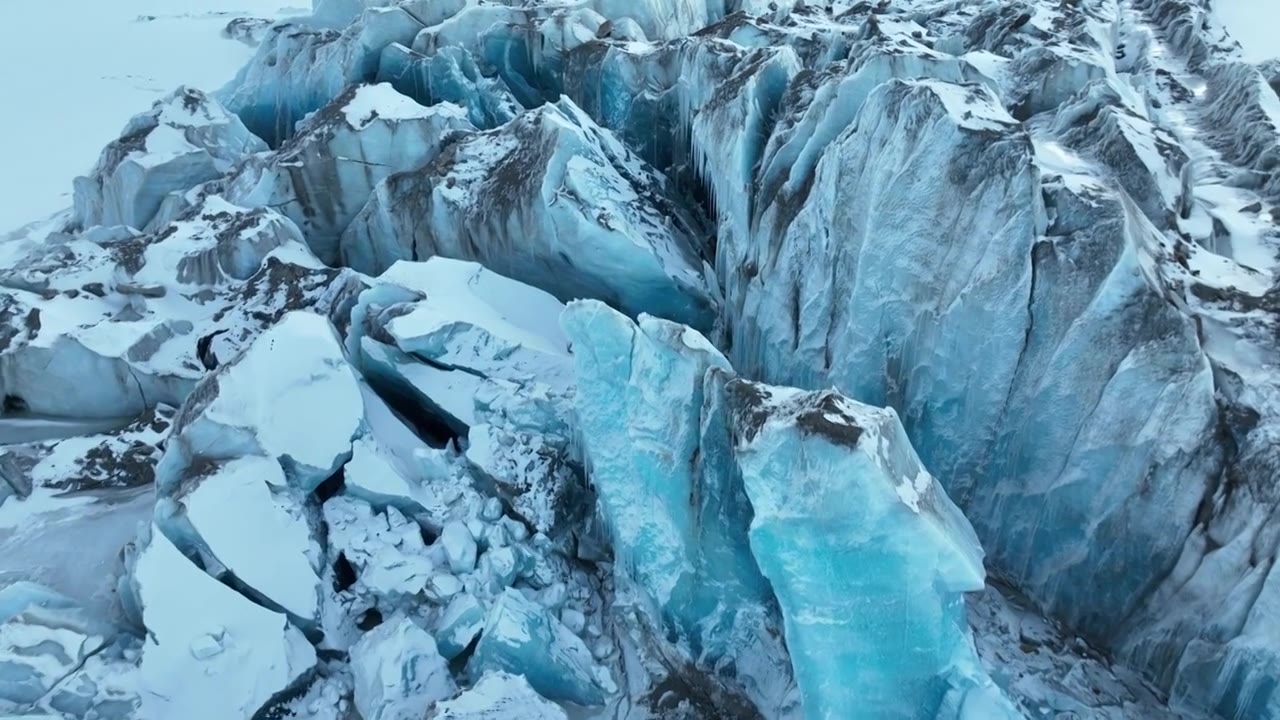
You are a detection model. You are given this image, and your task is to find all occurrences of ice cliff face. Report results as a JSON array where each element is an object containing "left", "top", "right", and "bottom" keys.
[{"left": 2, "top": 0, "right": 1279, "bottom": 719}]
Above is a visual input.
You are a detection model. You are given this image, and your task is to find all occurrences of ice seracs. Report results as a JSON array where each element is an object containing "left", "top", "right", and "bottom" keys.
[
  {"left": 73, "top": 88, "right": 266, "bottom": 232},
  {"left": 0, "top": 198, "right": 364, "bottom": 419},
  {"left": 561, "top": 299, "right": 796, "bottom": 716},
  {"left": 342, "top": 98, "right": 718, "bottom": 330},
  {"left": 722, "top": 379, "right": 1021, "bottom": 720},
  {"left": 226, "top": 83, "right": 473, "bottom": 265},
  {"left": 6, "top": 0, "right": 1280, "bottom": 717}
]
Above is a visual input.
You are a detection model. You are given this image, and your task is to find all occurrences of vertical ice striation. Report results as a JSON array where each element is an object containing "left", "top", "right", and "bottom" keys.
[
  {"left": 343, "top": 98, "right": 718, "bottom": 330},
  {"left": 720, "top": 378, "right": 1022, "bottom": 720},
  {"left": 73, "top": 88, "right": 266, "bottom": 231},
  {"left": 226, "top": 83, "right": 474, "bottom": 265},
  {"left": 562, "top": 299, "right": 796, "bottom": 716},
  {"left": 723, "top": 66, "right": 1221, "bottom": 670}
]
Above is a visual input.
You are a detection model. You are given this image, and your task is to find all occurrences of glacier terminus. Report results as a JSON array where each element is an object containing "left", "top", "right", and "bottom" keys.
[{"left": 0, "top": 0, "right": 1279, "bottom": 719}]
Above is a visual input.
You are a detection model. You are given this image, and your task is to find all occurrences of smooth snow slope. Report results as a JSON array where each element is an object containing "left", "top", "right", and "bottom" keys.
[
  {"left": 0, "top": 0, "right": 302, "bottom": 234},
  {"left": 1214, "top": 0, "right": 1280, "bottom": 62}
]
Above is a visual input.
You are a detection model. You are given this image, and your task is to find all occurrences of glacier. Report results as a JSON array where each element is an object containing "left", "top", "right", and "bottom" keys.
[
  {"left": 720, "top": 378, "right": 1021, "bottom": 720},
  {"left": 1, "top": 0, "right": 1279, "bottom": 718}
]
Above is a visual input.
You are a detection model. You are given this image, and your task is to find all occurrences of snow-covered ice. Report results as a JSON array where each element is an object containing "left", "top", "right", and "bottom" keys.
[
  {"left": 431, "top": 672, "right": 568, "bottom": 719},
  {"left": 133, "top": 526, "right": 316, "bottom": 719},
  {"left": 351, "top": 615, "right": 456, "bottom": 720},
  {"left": 4, "top": 0, "right": 1280, "bottom": 718}
]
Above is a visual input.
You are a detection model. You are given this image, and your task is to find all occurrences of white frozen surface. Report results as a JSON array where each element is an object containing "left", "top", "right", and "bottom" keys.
[
  {"left": 351, "top": 616, "right": 457, "bottom": 720},
  {"left": 1214, "top": 0, "right": 1280, "bottom": 63},
  {"left": 135, "top": 526, "right": 316, "bottom": 719},
  {"left": 0, "top": 0, "right": 304, "bottom": 233},
  {"left": 431, "top": 672, "right": 568, "bottom": 719}
]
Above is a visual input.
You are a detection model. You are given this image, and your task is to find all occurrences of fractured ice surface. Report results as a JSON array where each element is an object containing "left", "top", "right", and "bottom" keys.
[
  {"left": 158, "top": 454, "right": 323, "bottom": 624},
  {"left": 158, "top": 311, "right": 365, "bottom": 493},
  {"left": 73, "top": 88, "right": 266, "bottom": 231},
  {"left": 343, "top": 98, "right": 718, "bottom": 329},
  {"left": 324, "top": 494, "right": 434, "bottom": 608},
  {"left": 0, "top": 583, "right": 114, "bottom": 710},
  {"left": 351, "top": 615, "right": 456, "bottom": 720},
  {"left": 721, "top": 379, "right": 1020, "bottom": 720},
  {"left": 350, "top": 258, "right": 583, "bottom": 535},
  {"left": 133, "top": 526, "right": 316, "bottom": 719}
]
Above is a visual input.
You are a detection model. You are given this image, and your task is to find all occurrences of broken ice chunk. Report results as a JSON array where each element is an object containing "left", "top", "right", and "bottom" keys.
[
  {"left": 134, "top": 527, "right": 316, "bottom": 719},
  {"left": 341, "top": 434, "right": 454, "bottom": 519},
  {"left": 430, "top": 671, "right": 567, "bottom": 719},
  {"left": 159, "top": 311, "right": 365, "bottom": 493},
  {"left": 467, "top": 589, "right": 612, "bottom": 707},
  {"left": 74, "top": 87, "right": 267, "bottom": 231},
  {"left": 160, "top": 454, "right": 323, "bottom": 624},
  {"left": 440, "top": 521, "right": 478, "bottom": 574},
  {"left": 376, "top": 259, "right": 574, "bottom": 392},
  {"left": 722, "top": 379, "right": 1020, "bottom": 719},
  {"left": 359, "top": 336, "right": 484, "bottom": 434},
  {"left": 434, "top": 593, "right": 485, "bottom": 661},
  {"left": 351, "top": 615, "right": 457, "bottom": 720},
  {"left": 324, "top": 495, "right": 434, "bottom": 605},
  {"left": 353, "top": 257, "right": 576, "bottom": 435}
]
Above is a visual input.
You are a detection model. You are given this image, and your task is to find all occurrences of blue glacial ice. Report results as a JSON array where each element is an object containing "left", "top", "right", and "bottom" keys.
[
  {"left": 561, "top": 299, "right": 796, "bottom": 717},
  {"left": 565, "top": 298, "right": 1021, "bottom": 719},
  {"left": 341, "top": 97, "right": 718, "bottom": 330},
  {"left": 466, "top": 588, "right": 613, "bottom": 707},
  {"left": 720, "top": 378, "right": 1022, "bottom": 720},
  {"left": 6, "top": 0, "right": 1280, "bottom": 717}
]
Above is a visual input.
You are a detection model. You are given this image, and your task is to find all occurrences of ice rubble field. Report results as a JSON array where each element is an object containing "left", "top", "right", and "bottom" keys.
[{"left": 0, "top": 0, "right": 1279, "bottom": 719}]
